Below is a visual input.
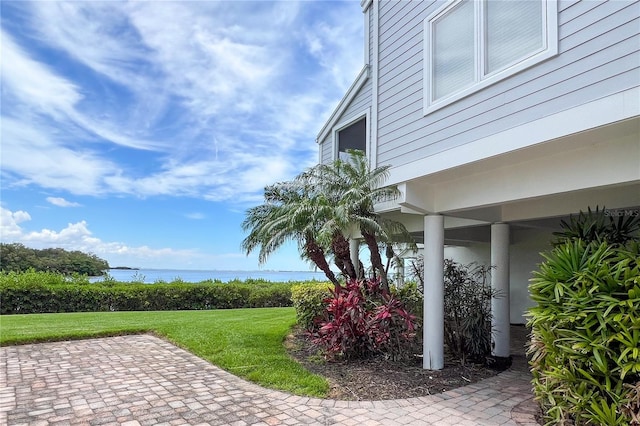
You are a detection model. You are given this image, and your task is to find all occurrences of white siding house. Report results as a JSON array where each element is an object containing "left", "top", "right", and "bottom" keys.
[{"left": 317, "top": 0, "right": 640, "bottom": 370}]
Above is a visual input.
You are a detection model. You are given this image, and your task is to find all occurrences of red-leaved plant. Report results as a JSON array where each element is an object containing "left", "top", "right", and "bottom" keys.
[{"left": 311, "top": 278, "right": 418, "bottom": 360}]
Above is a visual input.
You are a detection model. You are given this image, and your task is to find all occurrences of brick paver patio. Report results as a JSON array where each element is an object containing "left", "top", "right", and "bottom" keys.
[{"left": 1, "top": 334, "right": 538, "bottom": 425}]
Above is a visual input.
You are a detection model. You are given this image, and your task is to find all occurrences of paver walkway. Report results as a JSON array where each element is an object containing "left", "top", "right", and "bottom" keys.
[{"left": 1, "top": 334, "right": 538, "bottom": 425}]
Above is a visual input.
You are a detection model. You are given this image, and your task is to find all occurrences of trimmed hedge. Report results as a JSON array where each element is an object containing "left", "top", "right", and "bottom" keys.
[
  {"left": 0, "top": 271, "right": 323, "bottom": 314},
  {"left": 291, "top": 282, "right": 333, "bottom": 331}
]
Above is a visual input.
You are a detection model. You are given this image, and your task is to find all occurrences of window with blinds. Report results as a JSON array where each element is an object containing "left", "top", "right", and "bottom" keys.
[
  {"left": 337, "top": 117, "right": 366, "bottom": 160},
  {"left": 424, "top": 0, "right": 557, "bottom": 115}
]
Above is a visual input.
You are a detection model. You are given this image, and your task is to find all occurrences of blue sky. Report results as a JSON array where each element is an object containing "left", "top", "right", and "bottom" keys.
[{"left": 0, "top": 1, "right": 364, "bottom": 271}]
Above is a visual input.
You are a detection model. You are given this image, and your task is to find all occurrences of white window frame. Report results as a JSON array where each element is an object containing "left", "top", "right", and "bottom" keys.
[
  {"left": 423, "top": 0, "right": 558, "bottom": 115},
  {"left": 332, "top": 110, "right": 370, "bottom": 161}
]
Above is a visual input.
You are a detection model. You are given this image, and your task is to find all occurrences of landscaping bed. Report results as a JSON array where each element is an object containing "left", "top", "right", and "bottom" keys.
[{"left": 286, "top": 328, "right": 503, "bottom": 400}]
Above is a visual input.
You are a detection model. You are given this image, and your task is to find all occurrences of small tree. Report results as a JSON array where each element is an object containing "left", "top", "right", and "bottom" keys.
[
  {"left": 315, "top": 151, "right": 415, "bottom": 291},
  {"left": 406, "top": 255, "right": 497, "bottom": 365},
  {"left": 443, "top": 260, "right": 497, "bottom": 365},
  {"left": 243, "top": 151, "right": 414, "bottom": 288},
  {"left": 242, "top": 181, "right": 340, "bottom": 289}
]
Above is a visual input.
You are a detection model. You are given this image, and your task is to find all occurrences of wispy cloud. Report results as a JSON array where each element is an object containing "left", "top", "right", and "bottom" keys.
[
  {"left": 0, "top": 117, "right": 120, "bottom": 195},
  {"left": 1, "top": 1, "right": 363, "bottom": 203},
  {"left": 46, "top": 197, "right": 82, "bottom": 208}
]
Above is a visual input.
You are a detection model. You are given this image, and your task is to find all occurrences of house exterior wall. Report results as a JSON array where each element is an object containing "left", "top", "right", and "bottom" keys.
[
  {"left": 341, "top": 79, "right": 373, "bottom": 125},
  {"left": 318, "top": 78, "right": 373, "bottom": 163},
  {"left": 444, "top": 227, "right": 554, "bottom": 324},
  {"left": 316, "top": 0, "right": 639, "bottom": 338},
  {"left": 319, "top": 135, "right": 334, "bottom": 164},
  {"left": 375, "top": 0, "right": 640, "bottom": 170}
]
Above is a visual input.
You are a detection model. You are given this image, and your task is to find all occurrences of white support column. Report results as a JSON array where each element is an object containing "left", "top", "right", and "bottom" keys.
[
  {"left": 423, "top": 214, "right": 444, "bottom": 370},
  {"left": 491, "top": 223, "right": 511, "bottom": 358},
  {"left": 395, "top": 258, "right": 405, "bottom": 287},
  {"left": 349, "top": 239, "right": 361, "bottom": 279}
]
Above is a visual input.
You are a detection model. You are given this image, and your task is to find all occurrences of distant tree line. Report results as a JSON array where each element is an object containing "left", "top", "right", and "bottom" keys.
[{"left": 0, "top": 243, "right": 109, "bottom": 276}]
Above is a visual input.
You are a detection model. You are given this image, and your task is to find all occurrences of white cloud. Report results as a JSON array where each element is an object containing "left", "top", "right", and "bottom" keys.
[
  {"left": 1, "top": 1, "right": 363, "bottom": 203},
  {"left": 0, "top": 206, "right": 204, "bottom": 268},
  {"left": 46, "top": 197, "right": 82, "bottom": 208},
  {"left": 0, "top": 29, "right": 81, "bottom": 120},
  {"left": 28, "top": 2, "right": 154, "bottom": 89},
  {"left": 0, "top": 208, "right": 32, "bottom": 239},
  {"left": 1, "top": 29, "right": 164, "bottom": 152},
  {"left": 0, "top": 206, "right": 311, "bottom": 270},
  {"left": 0, "top": 117, "right": 119, "bottom": 195}
]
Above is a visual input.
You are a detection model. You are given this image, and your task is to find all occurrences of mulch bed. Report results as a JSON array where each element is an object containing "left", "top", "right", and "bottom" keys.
[{"left": 285, "top": 328, "right": 506, "bottom": 401}]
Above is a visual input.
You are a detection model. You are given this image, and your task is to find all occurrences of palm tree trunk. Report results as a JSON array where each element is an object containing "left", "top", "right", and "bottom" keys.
[
  {"left": 331, "top": 232, "right": 357, "bottom": 280},
  {"left": 362, "top": 231, "right": 389, "bottom": 292},
  {"left": 304, "top": 236, "right": 340, "bottom": 290}
]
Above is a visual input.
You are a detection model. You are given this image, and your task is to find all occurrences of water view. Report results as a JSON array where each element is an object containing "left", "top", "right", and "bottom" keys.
[{"left": 92, "top": 268, "right": 328, "bottom": 284}]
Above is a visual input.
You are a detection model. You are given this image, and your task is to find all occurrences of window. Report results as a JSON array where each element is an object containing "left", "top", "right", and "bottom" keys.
[
  {"left": 424, "top": 0, "right": 557, "bottom": 114},
  {"left": 337, "top": 117, "right": 366, "bottom": 161}
]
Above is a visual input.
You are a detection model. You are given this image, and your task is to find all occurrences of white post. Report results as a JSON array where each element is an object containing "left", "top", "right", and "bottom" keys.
[
  {"left": 395, "top": 258, "right": 405, "bottom": 287},
  {"left": 491, "top": 223, "right": 510, "bottom": 358},
  {"left": 423, "top": 214, "right": 444, "bottom": 370},
  {"left": 349, "top": 238, "right": 361, "bottom": 279}
]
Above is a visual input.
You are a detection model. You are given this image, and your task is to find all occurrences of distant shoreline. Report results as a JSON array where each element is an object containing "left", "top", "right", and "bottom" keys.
[
  {"left": 110, "top": 266, "right": 140, "bottom": 270},
  {"left": 94, "top": 268, "right": 327, "bottom": 284}
]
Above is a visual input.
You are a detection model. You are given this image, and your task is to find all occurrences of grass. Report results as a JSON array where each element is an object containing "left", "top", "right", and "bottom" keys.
[{"left": 0, "top": 308, "right": 330, "bottom": 397}]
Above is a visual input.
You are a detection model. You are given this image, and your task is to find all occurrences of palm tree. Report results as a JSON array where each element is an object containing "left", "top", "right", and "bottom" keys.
[
  {"left": 293, "top": 166, "right": 358, "bottom": 281},
  {"left": 308, "top": 150, "right": 415, "bottom": 291},
  {"left": 243, "top": 150, "right": 414, "bottom": 292},
  {"left": 242, "top": 180, "right": 340, "bottom": 289}
]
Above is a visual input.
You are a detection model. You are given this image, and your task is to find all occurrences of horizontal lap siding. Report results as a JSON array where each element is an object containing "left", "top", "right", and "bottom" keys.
[
  {"left": 369, "top": 7, "right": 374, "bottom": 63},
  {"left": 340, "top": 79, "right": 372, "bottom": 124},
  {"left": 375, "top": 0, "right": 640, "bottom": 168},
  {"left": 318, "top": 79, "right": 373, "bottom": 165},
  {"left": 320, "top": 139, "right": 333, "bottom": 164}
]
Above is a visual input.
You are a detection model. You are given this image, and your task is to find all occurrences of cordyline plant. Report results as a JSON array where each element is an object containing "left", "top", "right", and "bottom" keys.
[{"left": 310, "top": 278, "right": 418, "bottom": 361}]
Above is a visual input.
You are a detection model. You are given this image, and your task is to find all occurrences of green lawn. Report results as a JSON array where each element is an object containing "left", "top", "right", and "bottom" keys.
[{"left": 0, "top": 308, "right": 329, "bottom": 397}]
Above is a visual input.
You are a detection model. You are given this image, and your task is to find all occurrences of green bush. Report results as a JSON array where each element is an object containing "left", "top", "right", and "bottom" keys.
[
  {"left": 403, "top": 256, "right": 496, "bottom": 365},
  {"left": 392, "top": 281, "right": 423, "bottom": 329},
  {"left": 443, "top": 260, "right": 497, "bottom": 365},
  {"left": 527, "top": 240, "right": 640, "bottom": 425},
  {"left": 291, "top": 282, "right": 332, "bottom": 331},
  {"left": 0, "top": 271, "right": 301, "bottom": 314}
]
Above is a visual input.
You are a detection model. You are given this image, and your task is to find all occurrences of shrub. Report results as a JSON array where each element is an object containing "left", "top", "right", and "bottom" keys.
[
  {"left": 404, "top": 256, "right": 497, "bottom": 365},
  {"left": 392, "top": 281, "right": 423, "bottom": 332},
  {"left": 248, "top": 285, "right": 293, "bottom": 308},
  {"left": 0, "top": 271, "right": 298, "bottom": 314},
  {"left": 528, "top": 240, "right": 640, "bottom": 425},
  {"left": 311, "top": 278, "right": 418, "bottom": 361},
  {"left": 528, "top": 207, "right": 640, "bottom": 425},
  {"left": 291, "top": 282, "right": 333, "bottom": 331},
  {"left": 443, "top": 260, "right": 497, "bottom": 365},
  {"left": 553, "top": 206, "right": 640, "bottom": 247}
]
